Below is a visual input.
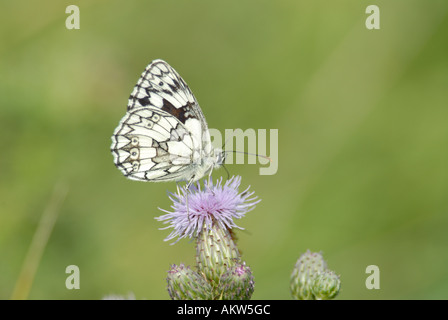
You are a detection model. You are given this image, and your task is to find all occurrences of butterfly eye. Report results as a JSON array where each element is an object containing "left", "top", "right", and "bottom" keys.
[
  {"left": 131, "top": 161, "right": 140, "bottom": 171},
  {"left": 159, "top": 81, "right": 163, "bottom": 86},
  {"left": 152, "top": 114, "right": 160, "bottom": 122},
  {"left": 130, "top": 148, "right": 139, "bottom": 159},
  {"left": 131, "top": 137, "right": 139, "bottom": 145}
]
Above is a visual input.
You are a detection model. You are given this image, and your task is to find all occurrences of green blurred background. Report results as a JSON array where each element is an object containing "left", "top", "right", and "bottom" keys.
[{"left": 1, "top": 0, "right": 448, "bottom": 300}]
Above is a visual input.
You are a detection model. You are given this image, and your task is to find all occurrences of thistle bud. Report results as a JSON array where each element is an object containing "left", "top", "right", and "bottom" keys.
[
  {"left": 218, "top": 262, "right": 255, "bottom": 300},
  {"left": 311, "top": 270, "right": 341, "bottom": 300},
  {"left": 166, "top": 264, "right": 212, "bottom": 300},
  {"left": 196, "top": 223, "right": 241, "bottom": 286},
  {"left": 290, "top": 250, "right": 327, "bottom": 300}
]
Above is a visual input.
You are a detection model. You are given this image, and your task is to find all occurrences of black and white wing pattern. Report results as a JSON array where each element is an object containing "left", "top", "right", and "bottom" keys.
[{"left": 111, "top": 59, "right": 223, "bottom": 184}]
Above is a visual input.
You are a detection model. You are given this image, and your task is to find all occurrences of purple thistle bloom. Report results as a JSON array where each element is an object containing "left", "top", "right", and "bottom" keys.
[{"left": 156, "top": 176, "right": 260, "bottom": 244}]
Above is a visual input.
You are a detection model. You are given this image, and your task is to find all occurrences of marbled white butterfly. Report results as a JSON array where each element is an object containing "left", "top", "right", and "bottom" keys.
[{"left": 111, "top": 59, "right": 224, "bottom": 187}]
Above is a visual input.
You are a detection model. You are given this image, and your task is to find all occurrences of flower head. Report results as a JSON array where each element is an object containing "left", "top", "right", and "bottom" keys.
[{"left": 156, "top": 176, "right": 260, "bottom": 243}]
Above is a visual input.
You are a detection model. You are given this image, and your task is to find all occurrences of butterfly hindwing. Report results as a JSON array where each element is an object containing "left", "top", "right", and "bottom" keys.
[{"left": 111, "top": 106, "right": 198, "bottom": 181}]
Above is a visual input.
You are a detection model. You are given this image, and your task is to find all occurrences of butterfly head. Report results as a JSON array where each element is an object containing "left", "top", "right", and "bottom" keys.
[
  {"left": 214, "top": 148, "right": 225, "bottom": 168},
  {"left": 202, "top": 147, "right": 224, "bottom": 169}
]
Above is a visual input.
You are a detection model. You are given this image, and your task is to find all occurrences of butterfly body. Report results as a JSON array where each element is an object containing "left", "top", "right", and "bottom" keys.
[{"left": 111, "top": 59, "right": 223, "bottom": 184}]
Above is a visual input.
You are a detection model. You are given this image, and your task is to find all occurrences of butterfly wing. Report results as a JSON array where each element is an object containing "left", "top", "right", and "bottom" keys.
[
  {"left": 129, "top": 60, "right": 213, "bottom": 154},
  {"left": 111, "top": 59, "right": 214, "bottom": 182},
  {"left": 111, "top": 106, "right": 197, "bottom": 181}
]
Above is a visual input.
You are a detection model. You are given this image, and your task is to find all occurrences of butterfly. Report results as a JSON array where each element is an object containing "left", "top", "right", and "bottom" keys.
[{"left": 111, "top": 59, "right": 224, "bottom": 187}]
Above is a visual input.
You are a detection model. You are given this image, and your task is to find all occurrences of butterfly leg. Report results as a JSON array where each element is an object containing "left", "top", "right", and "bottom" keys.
[
  {"left": 174, "top": 182, "right": 190, "bottom": 222},
  {"left": 207, "top": 168, "right": 216, "bottom": 196},
  {"left": 185, "top": 175, "right": 196, "bottom": 221},
  {"left": 185, "top": 175, "right": 195, "bottom": 190}
]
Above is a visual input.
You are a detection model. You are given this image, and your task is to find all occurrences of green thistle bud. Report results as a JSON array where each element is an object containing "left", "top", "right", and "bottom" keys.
[
  {"left": 166, "top": 264, "right": 213, "bottom": 300},
  {"left": 311, "top": 271, "right": 341, "bottom": 300},
  {"left": 196, "top": 223, "right": 241, "bottom": 287},
  {"left": 290, "top": 250, "right": 327, "bottom": 300},
  {"left": 218, "top": 262, "right": 255, "bottom": 300}
]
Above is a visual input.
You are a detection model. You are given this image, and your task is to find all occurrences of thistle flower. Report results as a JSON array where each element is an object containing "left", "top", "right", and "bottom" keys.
[{"left": 156, "top": 176, "right": 260, "bottom": 243}]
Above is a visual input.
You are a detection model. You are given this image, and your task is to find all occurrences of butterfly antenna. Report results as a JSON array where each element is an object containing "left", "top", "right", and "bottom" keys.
[
  {"left": 223, "top": 150, "right": 272, "bottom": 162},
  {"left": 222, "top": 163, "right": 231, "bottom": 180},
  {"left": 221, "top": 134, "right": 233, "bottom": 150}
]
